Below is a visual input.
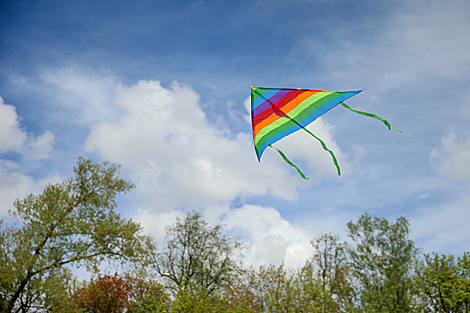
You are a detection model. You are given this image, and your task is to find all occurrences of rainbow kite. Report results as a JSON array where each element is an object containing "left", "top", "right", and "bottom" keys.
[{"left": 251, "top": 86, "right": 399, "bottom": 179}]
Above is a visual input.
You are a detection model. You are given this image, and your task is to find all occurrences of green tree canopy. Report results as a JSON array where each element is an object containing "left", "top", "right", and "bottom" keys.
[
  {"left": 347, "top": 212, "right": 419, "bottom": 313},
  {"left": 415, "top": 252, "right": 470, "bottom": 312},
  {"left": 307, "top": 233, "right": 356, "bottom": 312},
  {"left": 151, "top": 211, "right": 245, "bottom": 294},
  {"left": 0, "top": 157, "right": 150, "bottom": 313}
]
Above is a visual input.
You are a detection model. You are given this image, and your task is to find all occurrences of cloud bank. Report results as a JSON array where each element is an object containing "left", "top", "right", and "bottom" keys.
[
  {"left": 431, "top": 133, "right": 470, "bottom": 181},
  {"left": 0, "top": 96, "right": 58, "bottom": 216},
  {"left": 0, "top": 96, "right": 54, "bottom": 160},
  {"left": 85, "top": 80, "right": 351, "bottom": 207},
  {"left": 84, "top": 79, "right": 354, "bottom": 267}
]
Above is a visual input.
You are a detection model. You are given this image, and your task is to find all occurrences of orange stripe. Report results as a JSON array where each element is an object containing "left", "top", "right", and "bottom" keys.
[{"left": 253, "top": 112, "right": 280, "bottom": 137}]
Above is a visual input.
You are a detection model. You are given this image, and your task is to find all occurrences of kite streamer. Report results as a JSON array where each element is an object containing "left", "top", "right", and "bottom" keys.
[{"left": 251, "top": 86, "right": 399, "bottom": 179}]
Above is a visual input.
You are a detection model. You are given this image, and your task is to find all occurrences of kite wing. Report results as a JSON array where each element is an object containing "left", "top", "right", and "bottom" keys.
[{"left": 250, "top": 86, "right": 399, "bottom": 179}]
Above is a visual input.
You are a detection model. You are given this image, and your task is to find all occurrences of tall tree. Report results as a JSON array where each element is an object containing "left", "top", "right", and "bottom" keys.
[
  {"left": 308, "top": 233, "right": 356, "bottom": 312},
  {"left": 0, "top": 158, "right": 149, "bottom": 313},
  {"left": 246, "top": 263, "right": 324, "bottom": 312},
  {"left": 347, "top": 212, "right": 419, "bottom": 313},
  {"left": 126, "top": 270, "right": 170, "bottom": 313},
  {"left": 414, "top": 252, "right": 470, "bottom": 312},
  {"left": 152, "top": 211, "right": 245, "bottom": 294}
]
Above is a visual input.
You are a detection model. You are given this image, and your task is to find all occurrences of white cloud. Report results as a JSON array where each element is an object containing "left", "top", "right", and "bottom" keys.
[
  {"left": 84, "top": 80, "right": 357, "bottom": 268},
  {"left": 38, "top": 66, "right": 120, "bottom": 124},
  {"left": 0, "top": 160, "right": 62, "bottom": 218},
  {"left": 0, "top": 96, "right": 57, "bottom": 217},
  {"left": 0, "top": 96, "right": 27, "bottom": 153},
  {"left": 430, "top": 133, "right": 470, "bottom": 181},
  {"left": 21, "top": 131, "right": 55, "bottom": 161},
  {"left": 133, "top": 204, "right": 314, "bottom": 269},
  {"left": 223, "top": 205, "right": 313, "bottom": 268},
  {"left": 379, "top": 3, "right": 470, "bottom": 87},
  {"left": 243, "top": 96, "right": 251, "bottom": 124},
  {"left": 316, "top": 1, "right": 470, "bottom": 92},
  {"left": 133, "top": 208, "right": 182, "bottom": 241},
  {"left": 0, "top": 162, "right": 34, "bottom": 217},
  {"left": 85, "top": 80, "right": 351, "bottom": 210},
  {"left": 0, "top": 96, "right": 54, "bottom": 160},
  {"left": 275, "top": 118, "right": 356, "bottom": 177}
]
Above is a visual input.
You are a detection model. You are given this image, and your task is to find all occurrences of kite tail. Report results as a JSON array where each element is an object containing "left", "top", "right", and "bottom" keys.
[
  {"left": 269, "top": 145, "right": 310, "bottom": 180},
  {"left": 271, "top": 107, "right": 342, "bottom": 176},
  {"left": 340, "top": 102, "right": 401, "bottom": 132},
  {"left": 300, "top": 128, "right": 341, "bottom": 176}
]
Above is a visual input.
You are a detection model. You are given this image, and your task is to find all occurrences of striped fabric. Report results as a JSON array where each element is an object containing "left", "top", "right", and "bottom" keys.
[{"left": 251, "top": 86, "right": 361, "bottom": 161}]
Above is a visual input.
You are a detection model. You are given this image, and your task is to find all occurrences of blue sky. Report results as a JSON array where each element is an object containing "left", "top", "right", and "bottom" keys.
[{"left": 1, "top": 0, "right": 470, "bottom": 267}]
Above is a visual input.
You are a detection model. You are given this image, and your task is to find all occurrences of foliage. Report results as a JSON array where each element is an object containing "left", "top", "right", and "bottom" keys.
[
  {"left": 223, "top": 283, "right": 262, "bottom": 313},
  {"left": 151, "top": 211, "right": 245, "bottom": 294},
  {"left": 0, "top": 158, "right": 150, "bottom": 313},
  {"left": 3, "top": 161, "right": 470, "bottom": 313},
  {"left": 74, "top": 272, "right": 130, "bottom": 313},
  {"left": 74, "top": 275, "right": 262, "bottom": 313},
  {"left": 414, "top": 252, "right": 470, "bottom": 312},
  {"left": 74, "top": 270, "right": 170, "bottom": 313},
  {"left": 347, "top": 212, "right": 420, "bottom": 313},
  {"left": 307, "top": 233, "right": 357, "bottom": 312},
  {"left": 244, "top": 263, "right": 320, "bottom": 312},
  {"left": 170, "top": 286, "right": 263, "bottom": 313},
  {"left": 169, "top": 288, "right": 228, "bottom": 313},
  {"left": 126, "top": 270, "right": 170, "bottom": 313},
  {"left": 0, "top": 262, "right": 81, "bottom": 313}
]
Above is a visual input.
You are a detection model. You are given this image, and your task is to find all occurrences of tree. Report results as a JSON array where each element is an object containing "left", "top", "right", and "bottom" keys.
[
  {"left": 254, "top": 263, "right": 309, "bottom": 312},
  {"left": 152, "top": 211, "right": 245, "bottom": 294},
  {"left": 74, "top": 272, "right": 131, "bottom": 313},
  {"left": 223, "top": 283, "right": 262, "bottom": 313},
  {"left": 73, "top": 271, "right": 169, "bottom": 313},
  {"left": 347, "top": 212, "right": 419, "bottom": 312},
  {"left": 0, "top": 157, "right": 150, "bottom": 313},
  {"left": 169, "top": 288, "right": 229, "bottom": 313},
  {"left": 414, "top": 252, "right": 470, "bottom": 312},
  {"left": 126, "top": 270, "right": 170, "bottom": 313},
  {"left": 307, "top": 233, "right": 356, "bottom": 312},
  {"left": 244, "top": 262, "right": 345, "bottom": 312},
  {"left": 163, "top": 284, "right": 262, "bottom": 313}
]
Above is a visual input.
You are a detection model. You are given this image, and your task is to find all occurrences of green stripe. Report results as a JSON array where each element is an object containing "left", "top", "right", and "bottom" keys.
[{"left": 255, "top": 92, "right": 344, "bottom": 150}]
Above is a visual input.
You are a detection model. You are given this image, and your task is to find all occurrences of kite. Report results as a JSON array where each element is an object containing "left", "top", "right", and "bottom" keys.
[{"left": 251, "top": 86, "right": 400, "bottom": 179}]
